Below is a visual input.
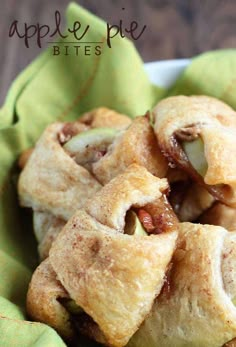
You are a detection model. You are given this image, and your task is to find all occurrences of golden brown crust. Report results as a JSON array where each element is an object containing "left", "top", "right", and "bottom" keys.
[
  {"left": 129, "top": 223, "right": 236, "bottom": 347},
  {"left": 48, "top": 165, "right": 177, "bottom": 347},
  {"left": 26, "top": 259, "right": 74, "bottom": 340},
  {"left": 24, "top": 99, "right": 236, "bottom": 346},
  {"left": 154, "top": 95, "right": 236, "bottom": 207},
  {"left": 79, "top": 107, "right": 131, "bottom": 130},
  {"left": 92, "top": 116, "right": 168, "bottom": 185},
  {"left": 18, "top": 123, "right": 102, "bottom": 220},
  {"left": 50, "top": 215, "right": 177, "bottom": 347}
]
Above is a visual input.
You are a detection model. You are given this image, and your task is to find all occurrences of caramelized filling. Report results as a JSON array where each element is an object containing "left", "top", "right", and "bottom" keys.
[
  {"left": 161, "top": 126, "right": 234, "bottom": 206},
  {"left": 135, "top": 195, "right": 178, "bottom": 235}
]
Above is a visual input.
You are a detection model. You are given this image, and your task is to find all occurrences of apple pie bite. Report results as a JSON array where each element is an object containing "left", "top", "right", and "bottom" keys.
[
  {"left": 18, "top": 108, "right": 131, "bottom": 259},
  {"left": 27, "top": 165, "right": 178, "bottom": 347},
  {"left": 128, "top": 223, "right": 236, "bottom": 347},
  {"left": 154, "top": 95, "right": 236, "bottom": 207}
]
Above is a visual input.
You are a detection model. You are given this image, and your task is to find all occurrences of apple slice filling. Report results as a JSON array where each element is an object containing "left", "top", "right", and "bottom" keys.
[
  {"left": 124, "top": 210, "right": 147, "bottom": 236},
  {"left": 182, "top": 137, "right": 208, "bottom": 177},
  {"left": 174, "top": 127, "right": 232, "bottom": 205},
  {"left": 63, "top": 127, "right": 119, "bottom": 165},
  {"left": 125, "top": 196, "right": 178, "bottom": 236}
]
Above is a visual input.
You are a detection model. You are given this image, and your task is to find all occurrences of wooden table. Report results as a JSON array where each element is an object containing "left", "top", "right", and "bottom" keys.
[{"left": 1, "top": 0, "right": 236, "bottom": 103}]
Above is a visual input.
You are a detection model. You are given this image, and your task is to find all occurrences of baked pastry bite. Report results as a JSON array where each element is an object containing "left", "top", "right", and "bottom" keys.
[
  {"left": 128, "top": 222, "right": 236, "bottom": 347},
  {"left": 18, "top": 108, "right": 131, "bottom": 259},
  {"left": 27, "top": 165, "right": 178, "bottom": 347},
  {"left": 153, "top": 95, "right": 236, "bottom": 207}
]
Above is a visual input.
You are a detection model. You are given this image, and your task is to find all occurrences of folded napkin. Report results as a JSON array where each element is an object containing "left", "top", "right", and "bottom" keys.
[
  {"left": 0, "top": 2, "right": 236, "bottom": 346},
  {"left": 169, "top": 49, "right": 236, "bottom": 109}
]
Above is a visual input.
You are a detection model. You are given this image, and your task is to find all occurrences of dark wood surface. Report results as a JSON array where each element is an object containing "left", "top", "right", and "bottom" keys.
[{"left": 1, "top": 0, "right": 236, "bottom": 103}]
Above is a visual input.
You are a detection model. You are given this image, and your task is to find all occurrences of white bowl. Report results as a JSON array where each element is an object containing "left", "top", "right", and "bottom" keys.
[{"left": 144, "top": 59, "right": 190, "bottom": 89}]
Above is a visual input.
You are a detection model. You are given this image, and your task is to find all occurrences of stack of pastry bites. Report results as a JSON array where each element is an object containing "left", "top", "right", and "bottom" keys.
[{"left": 18, "top": 98, "right": 236, "bottom": 347}]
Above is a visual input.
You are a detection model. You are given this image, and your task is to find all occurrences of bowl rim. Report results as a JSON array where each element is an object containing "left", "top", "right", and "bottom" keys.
[{"left": 144, "top": 58, "right": 190, "bottom": 88}]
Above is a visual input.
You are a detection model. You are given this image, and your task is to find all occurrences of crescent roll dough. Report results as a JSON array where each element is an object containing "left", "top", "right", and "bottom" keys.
[
  {"left": 79, "top": 107, "right": 132, "bottom": 129},
  {"left": 153, "top": 95, "right": 236, "bottom": 207},
  {"left": 92, "top": 115, "right": 168, "bottom": 185},
  {"left": 27, "top": 165, "right": 178, "bottom": 347},
  {"left": 128, "top": 223, "right": 236, "bottom": 347},
  {"left": 26, "top": 258, "right": 74, "bottom": 340},
  {"left": 18, "top": 122, "right": 102, "bottom": 220}
]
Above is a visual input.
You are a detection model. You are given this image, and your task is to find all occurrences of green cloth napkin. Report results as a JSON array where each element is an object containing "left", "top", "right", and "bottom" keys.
[
  {"left": 168, "top": 49, "right": 236, "bottom": 108},
  {"left": 1, "top": 2, "right": 236, "bottom": 346}
]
